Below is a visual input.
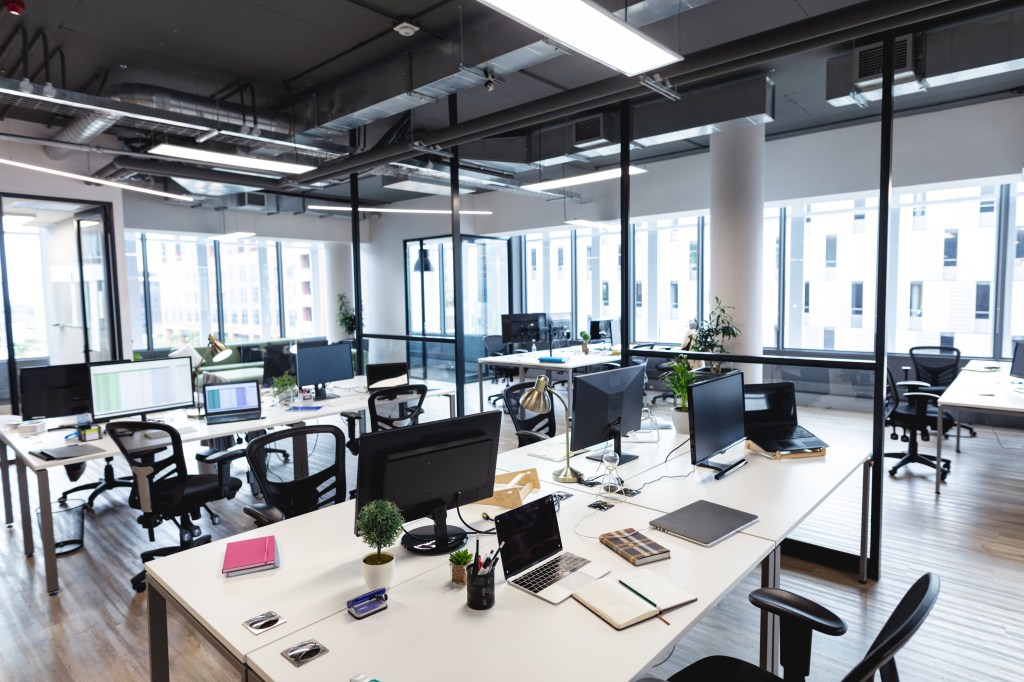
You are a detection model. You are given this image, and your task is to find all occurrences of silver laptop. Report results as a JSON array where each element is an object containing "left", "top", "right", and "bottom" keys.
[
  {"left": 204, "top": 381, "right": 262, "bottom": 425},
  {"left": 495, "top": 495, "right": 609, "bottom": 604}
]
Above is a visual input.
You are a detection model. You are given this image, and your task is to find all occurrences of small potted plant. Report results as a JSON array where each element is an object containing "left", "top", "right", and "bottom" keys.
[
  {"left": 356, "top": 499, "right": 404, "bottom": 590},
  {"left": 271, "top": 372, "right": 298, "bottom": 405},
  {"left": 337, "top": 293, "right": 358, "bottom": 338},
  {"left": 448, "top": 548, "right": 473, "bottom": 585},
  {"left": 579, "top": 330, "right": 591, "bottom": 354},
  {"left": 692, "top": 297, "right": 741, "bottom": 372},
  {"left": 660, "top": 355, "right": 697, "bottom": 434}
]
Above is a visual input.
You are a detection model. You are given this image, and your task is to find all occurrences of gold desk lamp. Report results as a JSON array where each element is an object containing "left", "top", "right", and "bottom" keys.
[{"left": 520, "top": 375, "right": 581, "bottom": 484}]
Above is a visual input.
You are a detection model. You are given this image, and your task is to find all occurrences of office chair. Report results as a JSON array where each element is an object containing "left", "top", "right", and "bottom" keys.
[
  {"left": 642, "top": 572, "right": 939, "bottom": 682},
  {"left": 483, "top": 334, "right": 520, "bottom": 408},
  {"left": 633, "top": 344, "right": 675, "bottom": 405},
  {"left": 57, "top": 456, "right": 133, "bottom": 510},
  {"left": 884, "top": 369, "right": 953, "bottom": 480},
  {"left": 242, "top": 424, "right": 346, "bottom": 527},
  {"left": 909, "top": 346, "right": 976, "bottom": 437},
  {"left": 368, "top": 384, "right": 428, "bottom": 431},
  {"left": 106, "top": 421, "right": 243, "bottom": 592},
  {"left": 503, "top": 381, "right": 556, "bottom": 446}
]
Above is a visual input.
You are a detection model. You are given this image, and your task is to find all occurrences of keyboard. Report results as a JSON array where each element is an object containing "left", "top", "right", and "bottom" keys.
[
  {"left": 143, "top": 426, "right": 197, "bottom": 440},
  {"left": 511, "top": 553, "right": 589, "bottom": 594},
  {"left": 753, "top": 425, "right": 814, "bottom": 441}
]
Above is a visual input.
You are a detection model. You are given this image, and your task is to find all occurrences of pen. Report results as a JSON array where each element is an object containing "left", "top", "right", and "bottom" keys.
[{"left": 619, "top": 580, "right": 670, "bottom": 625}]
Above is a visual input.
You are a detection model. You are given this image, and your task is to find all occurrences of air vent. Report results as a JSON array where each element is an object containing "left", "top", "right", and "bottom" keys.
[
  {"left": 573, "top": 114, "right": 615, "bottom": 149},
  {"left": 853, "top": 35, "right": 916, "bottom": 88},
  {"left": 232, "top": 192, "right": 276, "bottom": 212}
]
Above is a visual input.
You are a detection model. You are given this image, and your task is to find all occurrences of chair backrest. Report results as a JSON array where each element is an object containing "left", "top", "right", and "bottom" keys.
[
  {"left": 245, "top": 424, "right": 346, "bottom": 519},
  {"left": 106, "top": 421, "right": 189, "bottom": 516},
  {"left": 909, "top": 346, "right": 960, "bottom": 390},
  {"left": 482, "top": 335, "right": 505, "bottom": 355},
  {"left": 368, "top": 384, "right": 428, "bottom": 431},
  {"left": 503, "top": 381, "right": 556, "bottom": 438},
  {"left": 841, "top": 573, "right": 940, "bottom": 682}
]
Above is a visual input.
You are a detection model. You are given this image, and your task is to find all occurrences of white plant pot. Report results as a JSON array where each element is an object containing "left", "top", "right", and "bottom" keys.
[
  {"left": 362, "top": 551, "right": 396, "bottom": 590},
  {"left": 671, "top": 408, "right": 690, "bottom": 434}
]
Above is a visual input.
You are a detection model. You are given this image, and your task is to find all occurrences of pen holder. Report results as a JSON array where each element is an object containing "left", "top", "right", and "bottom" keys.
[{"left": 466, "top": 568, "right": 495, "bottom": 610}]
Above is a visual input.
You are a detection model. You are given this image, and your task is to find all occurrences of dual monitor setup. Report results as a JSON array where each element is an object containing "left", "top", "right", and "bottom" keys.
[{"left": 500, "top": 313, "right": 618, "bottom": 351}]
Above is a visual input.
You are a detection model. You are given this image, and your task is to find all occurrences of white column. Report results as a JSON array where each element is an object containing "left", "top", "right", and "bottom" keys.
[
  {"left": 710, "top": 123, "right": 765, "bottom": 381},
  {"left": 323, "top": 241, "right": 354, "bottom": 343}
]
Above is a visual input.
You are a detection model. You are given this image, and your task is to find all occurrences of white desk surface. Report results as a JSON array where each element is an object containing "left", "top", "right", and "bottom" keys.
[
  {"left": 938, "top": 360, "right": 1024, "bottom": 414},
  {"left": 479, "top": 346, "right": 621, "bottom": 370},
  {"left": 245, "top": 500, "right": 774, "bottom": 682}
]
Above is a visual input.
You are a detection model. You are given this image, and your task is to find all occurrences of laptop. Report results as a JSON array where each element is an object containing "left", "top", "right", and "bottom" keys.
[
  {"left": 204, "top": 381, "right": 262, "bottom": 425},
  {"left": 743, "top": 382, "right": 828, "bottom": 453},
  {"left": 650, "top": 500, "right": 758, "bottom": 547},
  {"left": 1010, "top": 341, "right": 1024, "bottom": 379},
  {"left": 366, "top": 362, "right": 409, "bottom": 390},
  {"left": 495, "top": 495, "right": 609, "bottom": 605}
]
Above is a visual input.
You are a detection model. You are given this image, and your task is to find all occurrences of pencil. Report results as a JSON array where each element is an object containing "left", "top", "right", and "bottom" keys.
[{"left": 619, "top": 580, "right": 670, "bottom": 625}]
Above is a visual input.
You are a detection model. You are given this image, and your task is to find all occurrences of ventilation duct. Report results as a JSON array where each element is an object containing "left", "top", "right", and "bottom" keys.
[{"left": 572, "top": 114, "right": 617, "bottom": 149}]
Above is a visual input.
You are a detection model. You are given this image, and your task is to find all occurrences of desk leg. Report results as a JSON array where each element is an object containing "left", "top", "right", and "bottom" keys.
[
  {"left": 447, "top": 393, "right": 455, "bottom": 417},
  {"left": 477, "top": 361, "right": 485, "bottom": 413},
  {"left": 37, "top": 469, "right": 60, "bottom": 595},
  {"left": 148, "top": 582, "right": 170, "bottom": 682},
  {"left": 955, "top": 406, "right": 962, "bottom": 453},
  {"left": 1, "top": 442, "right": 13, "bottom": 527},
  {"left": 935, "top": 407, "right": 944, "bottom": 496},
  {"left": 759, "top": 546, "right": 781, "bottom": 674},
  {"left": 860, "top": 461, "right": 870, "bottom": 584},
  {"left": 16, "top": 457, "right": 33, "bottom": 556}
]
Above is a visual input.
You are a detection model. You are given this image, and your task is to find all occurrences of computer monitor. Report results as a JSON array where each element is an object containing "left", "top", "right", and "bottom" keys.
[
  {"left": 589, "top": 319, "right": 615, "bottom": 344},
  {"left": 571, "top": 363, "right": 646, "bottom": 464},
  {"left": 261, "top": 344, "right": 294, "bottom": 387},
  {"left": 19, "top": 363, "right": 94, "bottom": 420},
  {"left": 1010, "top": 341, "right": 1024, "bottom": 379},
  {"left": 355, "top": 411, "right": 502, "bottom": 556},
  {"left": 687, "top": 370, "right": 748, "bottom": 479},
  {"left": 295, "top": 341, "right": 354, "bottom": 400},
  {"left": 366, "top": 362, "right": 408, "bottom": 389},
  {"left": 501, "top": 313, "right": 548, "bottom": 347},
  {"left": 89, "top": 357, "right": 194, "bottom": 422}
]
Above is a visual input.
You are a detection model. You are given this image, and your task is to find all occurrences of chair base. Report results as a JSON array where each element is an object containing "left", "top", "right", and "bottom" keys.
[
  {"left": 58, "top": 457, "right": 132, "bottom": 510},
  {"left": 132, "top": 534, "right": 212, "bottom": 592},
  {"left": 884, "top": 450, "right": 951, "bottom": 480}
]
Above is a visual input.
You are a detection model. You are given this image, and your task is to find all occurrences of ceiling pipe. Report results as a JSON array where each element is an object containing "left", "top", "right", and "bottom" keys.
[
  {"left": 98, "top": 157, "right": 287, "bottom": 191},
  {"left": 289, "top": 0, "right": 1007, "bottom": 185}
]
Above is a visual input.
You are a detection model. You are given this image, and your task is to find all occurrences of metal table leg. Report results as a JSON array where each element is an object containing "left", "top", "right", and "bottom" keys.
[
  {"left": 935, "top": 406, "right": 944, "bottom": 495},
  {"left": 860, "top": 460, "right": 871, "bottom": 584},
  {"left": 477, "top": 360, "right": 485, "bottom": 413},
  {"left": 16, "top": 457, "right": 33, "bottom": 556},
  {"left": 148, "top": 582, "right": 170, "bottom": 682},
  {"left": 759, "top": 545, "right": 781, "bottom": 673},
  {"left": 36, "top": 469, "right": 60, "bottom": 595},
  {"left": 1, "top": 441, "right": 13, "bottom": 527}
]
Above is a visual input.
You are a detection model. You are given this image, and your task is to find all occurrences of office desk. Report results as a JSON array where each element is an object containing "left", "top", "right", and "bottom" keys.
[
  {"left": 477, "top": 347, "right": 620, "bottom": 412},
  {"left": 1, "top": 377, "right": 456, "bottom": 596},
  {"left": 935, "top": 360, "right": 1024, "bottom": 494}
]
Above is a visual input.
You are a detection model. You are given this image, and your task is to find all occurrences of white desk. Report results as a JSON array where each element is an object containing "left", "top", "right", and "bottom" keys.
[
  {"left": 477, "top": 346, "right": 620, "bottom": 412},
  {"left": 935, "top": 360, "right": 1024, "bottom": 494}
]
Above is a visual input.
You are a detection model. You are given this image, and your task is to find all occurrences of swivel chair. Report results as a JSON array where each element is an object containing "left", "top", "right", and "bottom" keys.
[
  {"left": 884, "top": 369, "right": 953, "bottom": 480},
  {"left": 367, "top": 384, "right": 428, "bottom": 431},
  {"left": 106, "top": 421, "right": 243, "bottom": 592},
  {"left": 643, "top": 572, "right": 939, "bottom": 682},
  {"left": 483, "top": 335, "right": 522, "bottom": 409},
  {"left": 503, "top": 381, "right": 557, "bottom": 447},
  {"left": 908, "top": 346, "right": 976, "bottom": 437},
  {"left": 57, "top": 456, "right": 132, "bottom": 510},
  {"left": 243, "top": 424, "right": 346, "bottom": 527}
]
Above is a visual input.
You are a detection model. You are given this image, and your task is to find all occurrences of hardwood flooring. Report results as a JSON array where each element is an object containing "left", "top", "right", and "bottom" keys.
[{"left": 1, "top": 390, "right": 1022, "bottom": 681}]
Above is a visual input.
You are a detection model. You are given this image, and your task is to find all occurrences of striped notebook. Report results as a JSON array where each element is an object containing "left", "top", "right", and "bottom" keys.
[{"left": 599, "top": 528, "right": 671, "bottom": 566}]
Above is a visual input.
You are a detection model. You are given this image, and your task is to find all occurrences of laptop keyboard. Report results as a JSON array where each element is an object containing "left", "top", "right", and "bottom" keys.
[
  {"left": 511, "top": 553, "right": 589, "bottom": 593},
  {"left": 755, "top": 425, "right": 814, "bottom": 441}
]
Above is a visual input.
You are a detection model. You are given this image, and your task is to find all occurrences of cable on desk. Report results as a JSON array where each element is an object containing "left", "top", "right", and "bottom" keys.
[
  {"left": 456, "top": 493, "right": 496, "bottom": 535},
  {"left": 631, "top": 467, "right": 696, "bottom": 494}
]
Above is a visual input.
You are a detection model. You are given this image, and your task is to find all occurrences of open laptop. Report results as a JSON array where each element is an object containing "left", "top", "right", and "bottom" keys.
[
  {"left": 366, "top": 362, "right": 409, "bottom": 390},
  {"left": 495, "top": 495, "right": 609, "bottom": 604},
  {"left": 204, "top": 381, "right": 262, "bottom": 425},
  {"left": 743, "top": 381, "right": 828, "bottom": 453}
]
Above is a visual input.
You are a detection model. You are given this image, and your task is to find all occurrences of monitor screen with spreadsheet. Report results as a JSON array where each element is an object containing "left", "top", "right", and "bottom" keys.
[{"left": 89, "top": 357, "right": 194, "bottom": 421}]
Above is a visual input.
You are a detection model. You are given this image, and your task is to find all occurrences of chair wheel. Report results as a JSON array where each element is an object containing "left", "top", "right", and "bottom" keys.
[
  {"left": 132, "top": 577, "right": 146, "bottom": 593},
  {"left": 889, "top": 468, "right": 898, "bottom": 477},
  {"left": 210, "top": 513, "right": 221, "bottom": 526},
  {"left": 940, "top": 470, "right": 949, "bottom": 482},
  {"left": 180, "top": 528, "right": 192, "bottom": 544},
  {"left": 901, "top": 435, "right": 909, "bottom": 443},
  {"left": 889, "top": 433, "right": 898, "bottom": 440},
  {"left": 192, "top": 526, "right": 202, "bottom": 539}
]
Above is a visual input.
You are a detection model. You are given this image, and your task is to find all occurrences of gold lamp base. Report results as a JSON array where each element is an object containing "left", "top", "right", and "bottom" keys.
[{"left": 553, "top": 465, "right": 583, "bottom": 484}]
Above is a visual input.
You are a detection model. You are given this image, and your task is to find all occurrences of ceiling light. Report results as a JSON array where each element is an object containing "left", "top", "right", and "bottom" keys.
[
  {"left": 476, "top": 0, "right": 682, "bottom": 77},
  {"left": 383, "top": 178, "right": 475, "bottom": 195},
  {"left": 523, "top": 166, "right": 646, "bottom": 192},
  {"left": 566, "top": 219, "right": 611, "bottom": 229},
  {"left": 307, "top": 204, "right": 493, "bottom": 216},
  {"left": 208, "top": 232, "right": 256, "bottom": 241},
  {"left": 393, "top": 22, "right": 420, "bottom": 37},
  {"left": 195, "top": 130, "right": 219, "bottom": 143},
  {"left": 4, "top": 0, "right": 25, "bottom": 15},
  {"left": 216, "top": 130, "right": 343, "bottom": 156},
  {"left": 148, "top": 143, "right": 316, "bottom": 175},
  {"left": 0, "top": 158, "right": 194, "bottom": 202}
]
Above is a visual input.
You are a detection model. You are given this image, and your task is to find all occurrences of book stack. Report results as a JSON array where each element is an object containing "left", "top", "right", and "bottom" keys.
[
  {"left": 222, "top": 535, "right": 279, "bottom": 578},
  {"left": 599, "top": 528, "right": 671, "bottom": 566}
]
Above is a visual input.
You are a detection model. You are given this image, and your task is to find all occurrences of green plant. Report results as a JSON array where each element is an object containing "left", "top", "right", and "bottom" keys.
[
  {"left": 337, "top": 293, "right": 358, "bottom": 336},
  {"left": 579, "top": 330, "right": 591, "bottom": 343},
  {"left": 659, "top": 355, "right": 697, "bottom": 411},
  {"left": 448, "top": 549, "right": 473, "bottom": 566},
  {"left": 271, "top": 372, "right": 297, "bottom": 399},
  {"left": 356, "top": 499, "right": 404, "bottom": 564},
  {"left": 693, "top": 297, "right": 741, "bottom": 360}
]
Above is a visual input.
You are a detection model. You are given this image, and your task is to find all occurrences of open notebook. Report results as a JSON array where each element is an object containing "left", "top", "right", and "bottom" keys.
[{"left": 572, "top": 568, "right": 696, "bottom": 630}]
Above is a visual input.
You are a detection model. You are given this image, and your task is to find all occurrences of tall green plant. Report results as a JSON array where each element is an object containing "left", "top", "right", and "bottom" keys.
[
  {"left": 337, "top": 293, "right": 358, "bottom": 336},
  {"left": 659, "top": 355, "right": 697, "bottom": 411},
  {"left": 693, "top": 297, "right": 741, "bottom": 355},
  {"left": 356, "top": 499, "right": 404, "bottom": 563}
]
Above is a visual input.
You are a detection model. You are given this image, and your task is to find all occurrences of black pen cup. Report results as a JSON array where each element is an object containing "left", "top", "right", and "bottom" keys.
[{"left": 466, "top": 567, "right": 495, "bottom": 610}]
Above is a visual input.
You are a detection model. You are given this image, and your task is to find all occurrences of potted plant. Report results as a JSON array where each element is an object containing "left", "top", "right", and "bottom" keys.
[
  {"left": 356, "top": 499, "right": 404, "bottom": 590},
  {"left": 448, "top": 548, "right": 473, "bottom": 585},
  {"left": 271, "top": 372, "right": 298, "bottom": 405},
  {"left": 659, "top": 355, "right": 697, "bottom": 434},
  {"left": 579, "top": 330, "right": 591, "bottom": 354},
  {"left": 692, "top": 297, "right": 741, "bottom": 372},
  {"left": 337, "top": 293, "right": 358, "bottom": 338}
]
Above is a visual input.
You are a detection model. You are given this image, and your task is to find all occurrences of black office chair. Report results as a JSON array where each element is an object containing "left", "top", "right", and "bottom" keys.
[
  {"left": 57, "top": 456, "right": 133, "bottom": 510},
  {"left": 633, "top": 344, "right": 675, "bottom": 405},
  {"left": 106, "top": 421, "right": 243, "bottom": 592},
  {"left": 503, "top": 381, "right": 556, "bottom": 447},
  {"left": 884, "top": 369, "right": 953, "bottom": 480},
  {"left": 644, "top": 572, "right": 939, "bottom": 682},
  {"left": 368, "top": 384, "right": 428, "bottom": 431},
  {"left": 242, "top": 424, "right": 346, "bottom": 527},
  {"left": 483, "top": 334, "right": 520, "bottom": 408},
  {"left": 909, "top": 346, "right": 976, "bottom": 437}
]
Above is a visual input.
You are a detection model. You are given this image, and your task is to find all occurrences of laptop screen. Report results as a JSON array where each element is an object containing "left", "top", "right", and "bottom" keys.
[
  {"left": 204, "top": 381, "right": 261, "bottom": 415},
  {"left": 1011, "top": 342, "right": 1024, "bottom": 379},
  {"left": 743, "top": 382, "right": 799, "bottom": 430},
  {"left": 495, "top": 495, "right": 562, "bottom": 580},
  {"left": 367, "top": 363, "right": 409, "bottom": 389}
]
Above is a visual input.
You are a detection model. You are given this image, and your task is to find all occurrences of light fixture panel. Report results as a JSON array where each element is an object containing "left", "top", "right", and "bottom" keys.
[
  {"left": 148, "top": 143, "right": 316, "bottom": 176},
  {"left": 523, "top": 166, "right": 646, "bottom": 192}
]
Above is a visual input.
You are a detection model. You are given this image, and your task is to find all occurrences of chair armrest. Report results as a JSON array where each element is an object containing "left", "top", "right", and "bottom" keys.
[
  {"left": 243, "top": 503, "right": 285, "bottom": 526},
  {"left": 897, "top": 380, "right": 930, "bottom": 389},
  {"left": 516, "top": 430, "right": 550, "bottom": 446},
  {"left": 748, "top": 588, "right": 847, "bottom": 636},
  {"left": 199, "top": 447, "right": 247, "bottom": 465},
  {"left": 904, "top": 391, "right": 942, "bottom": 403}
]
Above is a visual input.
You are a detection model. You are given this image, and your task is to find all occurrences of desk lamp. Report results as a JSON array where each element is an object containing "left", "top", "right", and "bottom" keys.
[
  {"left": 169, "top": 333, "right": 233, "bottom": 415},
  {"left": 521, "top": 375, "right": 581, "bottom": 483}
]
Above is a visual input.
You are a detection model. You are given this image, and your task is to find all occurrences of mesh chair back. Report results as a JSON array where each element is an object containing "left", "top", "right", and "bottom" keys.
[
  {"left": 909, "top": 346, "right": 960, "bottom": 391},
  {"left": 106, "top": 421, "right": 188, "bottom": 515},
  {"left": 245, "top": 424, "right": 346, "bottom": 519},
  {"left": 841, "top": 573, "right": 940, "bottom": 682},
  {"left": 503, "top": 381, "right": 556, "bottom": 438},
  {"left": 368, "top": 384, "right": 428, "bottom": 431}
]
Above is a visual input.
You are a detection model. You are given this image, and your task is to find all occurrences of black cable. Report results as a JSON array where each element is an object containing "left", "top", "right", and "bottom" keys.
[{"left": 455, "top": 492, "right": 497, "bottom": 535}]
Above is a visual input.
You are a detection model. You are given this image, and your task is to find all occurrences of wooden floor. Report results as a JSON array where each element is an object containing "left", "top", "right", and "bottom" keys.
[{"left": 1, "top": 389, "right": 1022, "bottom": 681}]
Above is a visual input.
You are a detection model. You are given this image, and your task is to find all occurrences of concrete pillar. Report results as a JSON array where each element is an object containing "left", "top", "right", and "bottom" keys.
[
  {"left": 324, "top": 241, "right": 354, "bottom": 343},
  {"left": 710, "top": 123, "right": 765, "bottom": 381}
]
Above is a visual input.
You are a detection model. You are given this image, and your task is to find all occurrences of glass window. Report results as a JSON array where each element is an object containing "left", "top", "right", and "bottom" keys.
[
  {"left": 669, "top": 281, "right": 679, "bottom": 309},
  {"left": 763, "top": 208, "right": 781, "bottom": 348},
  {"left": 601, "top": 281, "right": 610, "bottom": 306},
  {"left": 633, "top": 216, "right": 699, "bottom": 342},
  {"left": 125, "top": 232, "right": 149, "bottom": 350},
  {"left": 2, "top": 223, "right": 49, "bottom": 358},
  {"left": 851, "top": 282, "right": 864, "bottom": 315},
  {"left": 804, "top": 281, "right": 810, "bottom": 313},
  {"left": 823, "top": 327, "right": 835, "bottom": 350},
  {"left": 910, "top": 282, "right": 923, "bottom": 317},
  {"left": 281, "top": 242, "right": 323, "bottom": 340},
  {"left": 940, "top": 333, "right": 954, "bottom": 347},
  {"left": 635, "top": 282, "right": 643, "bottom": 307},
  {"left": 219, "top": 239, "right": 279, "bottom": 344},
  {"left": 145, "top": 233, "right": 217, "bottom": 349},
  {"left": 944, "top": 230, "right": 958, "bottom": 267},
  {"left": 825, "top": 234, "right": 837, "bottom": 267},
  {"left": 975, "top": 282, "right": 990, "bottom": 320}
]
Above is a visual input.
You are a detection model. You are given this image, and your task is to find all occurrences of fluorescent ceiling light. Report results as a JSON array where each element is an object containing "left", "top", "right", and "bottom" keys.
[
  {"left": 208, "top": 232, "right": 256, "bottom": 241},
  {"left": 566, "top": 219, "right": 612, "bottom": 229},
  {"left": 476, "top": 0, "right": 682, "bottom": 77},
  {"left": 523, "top": 166, "right": 646, "bottom": 192},
  {"left": 148, "top": 143, "right": 316, "bottom": 175},
  {"left": 384, "top": 179, "right": 475, "bottom": 195},
  {"left": 307, "top": 204, "right": 493, "bottom": 215},
  {"left": 0, "top": 158, "right": 194, "bottom": 202}
]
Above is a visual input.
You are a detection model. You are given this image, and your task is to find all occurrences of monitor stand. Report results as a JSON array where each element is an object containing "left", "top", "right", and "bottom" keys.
[
  {"left": 696, "top": 458, "right": 748, "bottom": 480},
  {"left": 585, "top": 430, "right": 639, "bottom": 465},
  {"left": 312, "top": 383, "right": 337, "bottom": 401},
  {"left": 401, "top": 505, "right": 468, "bottom": 555}
]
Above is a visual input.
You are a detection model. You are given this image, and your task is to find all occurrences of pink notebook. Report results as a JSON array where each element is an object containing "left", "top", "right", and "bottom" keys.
[{"left": 222, "top": 536, "right": 276, "bottom": 573}]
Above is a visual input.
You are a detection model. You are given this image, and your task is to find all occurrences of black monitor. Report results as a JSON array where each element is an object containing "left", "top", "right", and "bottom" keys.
[
  {"left": 1010, "top": 341, "right": 1024, "bottom": 379},
  {"left": 89, "top": 357, "right": 194, "bottom": 422},
  {"left": 261, "top": 345, "right": 294, "bottom": 387},
  {"left": 355, "top": 411, "right": 502, "bottom": 556},
  {"left": 295, "top": 341, "right": 353, "bottom": 400},
  {"left": 687, "top": 370, "right": 747, "bottom": 479},
  {"left": 501, "top": 313, "right": 548, "bottom": 347},
  {"left": 19, "top": 363, "right": 93, "bottom": 420},
  {"left": 589, "top": 319, "right": 615, "bottom": 344},
  {"left": 571, "top": 363, "right": 646, "bottom": 465},
  {"left": 366, "top": 362, "right": 408, "bottom": 389}
]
